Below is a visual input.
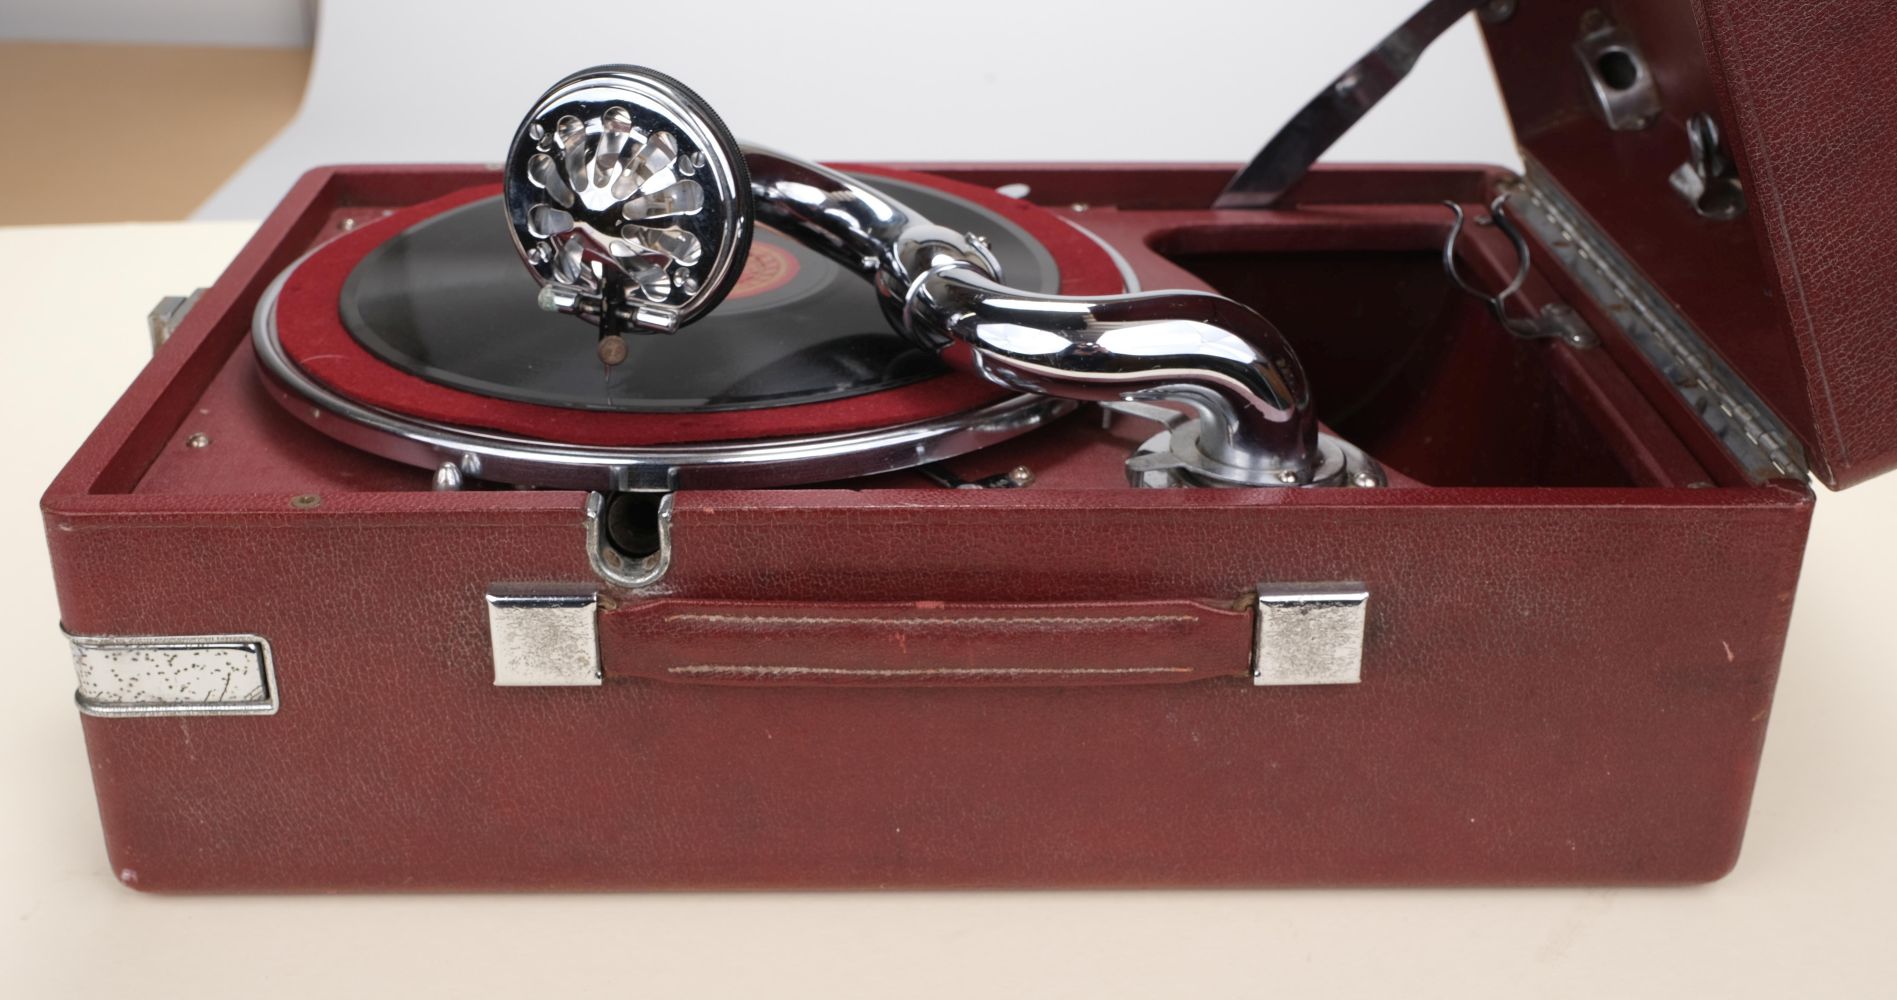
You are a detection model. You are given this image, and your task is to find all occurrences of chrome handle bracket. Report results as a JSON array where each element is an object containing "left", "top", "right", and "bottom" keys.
[
  {"left": 487, "top": 584, "right": 602, "bottom": 687},
  {"left": 1252, "top": 583, "right": 1369, "bottom": 686}
]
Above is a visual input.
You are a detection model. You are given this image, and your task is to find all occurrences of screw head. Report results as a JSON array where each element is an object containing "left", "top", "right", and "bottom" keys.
[
  {"left": 432, "top": 463, "right": 464, "bottom": 492},
  {"left": 1007, "top": 466, "right": 1035, "bottom": 487},
  {"left": 1276, "top": 469, "right": 1301, "bottom": 484},
  {"left": 289, "top": 494, "right": 321, "bottom": 509},
  {"left": 597, "top": 335, "right": 629, "bottom": 366},
  {"left": 184, "top": 432, "right": 210, "bottom": 449}
]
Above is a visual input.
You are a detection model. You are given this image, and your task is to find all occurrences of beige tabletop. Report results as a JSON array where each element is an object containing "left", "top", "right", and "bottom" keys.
[
  {"left": 2, "top": 220, "right": 1894, "bottom": 997},
  {"left": 0, "top": 43, "right": 308, "bottom": 226}
]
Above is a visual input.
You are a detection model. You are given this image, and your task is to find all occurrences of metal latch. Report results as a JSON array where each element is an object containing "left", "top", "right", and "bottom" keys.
[
  {"left": 1668, "top": 113, "right": 1747, "bottom": 220},
  {"left": 1442, "top": 196, "right": 1600, "bottom": 349}
]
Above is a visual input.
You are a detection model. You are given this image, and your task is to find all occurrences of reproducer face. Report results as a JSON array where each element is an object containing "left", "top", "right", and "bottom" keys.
[{"left": 503, "top": 66, "right": 751, "bottom": 339}]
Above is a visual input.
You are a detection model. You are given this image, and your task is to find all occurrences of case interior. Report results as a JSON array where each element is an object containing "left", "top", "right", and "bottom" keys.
[{"left": 114, "top": 164, "right": 1738, "bottom": 497}]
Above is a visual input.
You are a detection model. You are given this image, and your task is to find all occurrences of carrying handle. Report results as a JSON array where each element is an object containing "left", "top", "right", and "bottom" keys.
[{"left": 486, "top": 586, "right": 1368, "bottom": 690}]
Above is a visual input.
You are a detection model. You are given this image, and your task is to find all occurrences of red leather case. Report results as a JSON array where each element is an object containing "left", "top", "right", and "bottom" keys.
[{"left": 42, "top": 0, "right": 1882, "bottom": 890}]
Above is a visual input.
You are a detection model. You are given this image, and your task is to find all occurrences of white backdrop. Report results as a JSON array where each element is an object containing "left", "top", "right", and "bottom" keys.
[
  {"left": 197, "top": 0, "right": 1521, "bottom": 218},
  {"left": 0, "top": 0, "right": 314, "bottom": 47}
]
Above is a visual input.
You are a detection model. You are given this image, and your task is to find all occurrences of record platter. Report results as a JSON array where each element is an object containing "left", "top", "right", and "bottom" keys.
[{"left": 44, "top": 0, "right": 1896, "bottom": 891}]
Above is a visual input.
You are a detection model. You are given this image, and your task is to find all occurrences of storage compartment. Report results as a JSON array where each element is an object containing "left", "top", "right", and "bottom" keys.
[
  {"left": 1147, "top": 192, "right": 1724, "bottom": 491},
  {"left": 1167, "top": 245, "right": 1635, "bottom": 487},
  {"left": 127, "top": 172, "right": 1716, "bottom": 496}
]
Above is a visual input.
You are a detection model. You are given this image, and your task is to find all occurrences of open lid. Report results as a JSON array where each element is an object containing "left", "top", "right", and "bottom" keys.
[{"left": 1479, "top": 0, "right": 1897, "bottom": 489}]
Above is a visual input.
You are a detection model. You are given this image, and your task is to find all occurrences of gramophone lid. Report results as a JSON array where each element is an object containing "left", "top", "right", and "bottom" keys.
[{"left": 1481, "top": 2, "right": 1897, "bottom": 488}]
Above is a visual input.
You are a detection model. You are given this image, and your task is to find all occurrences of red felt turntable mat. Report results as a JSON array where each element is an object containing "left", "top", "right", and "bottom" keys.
[{"left": 270, "top": 167, "right": 1123, "bottom": 447}]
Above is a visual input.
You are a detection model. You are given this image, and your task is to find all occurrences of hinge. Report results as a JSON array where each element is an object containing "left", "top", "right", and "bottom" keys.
[{"left": 1503, "top": 166, "right": 1806, "bottom": 483}]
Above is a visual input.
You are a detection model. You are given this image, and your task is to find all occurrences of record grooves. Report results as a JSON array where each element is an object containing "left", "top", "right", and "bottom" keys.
[{"left": 337, "top": 176, "right": 1060, "bottom": 414}]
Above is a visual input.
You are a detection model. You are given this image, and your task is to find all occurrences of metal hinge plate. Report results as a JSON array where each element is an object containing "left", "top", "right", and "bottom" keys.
[{"left": 1504, "top": 166, "right": 1806, "bottom": 483}]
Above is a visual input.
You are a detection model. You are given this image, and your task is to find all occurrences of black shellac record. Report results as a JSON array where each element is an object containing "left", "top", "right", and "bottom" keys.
[{"left": 338, "top": 177, "right": 1059, "bottom": 413}]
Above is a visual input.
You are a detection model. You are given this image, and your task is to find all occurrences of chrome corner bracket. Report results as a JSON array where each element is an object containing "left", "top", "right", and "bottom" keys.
[
  {"left": 68, "top": 629, "right": 279, "bottom": 718},
  {"left": 147, "top": 288, "right": 206, "bottom": 353},
  {"left": 486, "top": 585, "right": 602, "bottom": 687},
  {"left": 1252, "top": 584, "right": 1369, "bottom": 686}
]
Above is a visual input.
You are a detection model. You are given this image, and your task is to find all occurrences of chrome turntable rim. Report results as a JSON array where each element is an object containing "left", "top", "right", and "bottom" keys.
[{"left": 252, "top": 259, "right": 1074, "bottom": 491}]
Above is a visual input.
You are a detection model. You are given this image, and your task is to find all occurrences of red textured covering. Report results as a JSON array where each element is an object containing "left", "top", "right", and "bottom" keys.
[{"left": 272, "top": 168, "right": 1124, "bottom": 446}]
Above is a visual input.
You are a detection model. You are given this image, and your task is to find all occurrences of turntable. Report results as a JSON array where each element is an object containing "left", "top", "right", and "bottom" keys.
[{"left": 43, "top": 0, "right": 1897, "bottom": 890}]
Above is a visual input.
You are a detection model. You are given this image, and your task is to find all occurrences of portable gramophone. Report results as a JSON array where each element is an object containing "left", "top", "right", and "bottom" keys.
[{"left": 43, "top": 0, "right": 1896, "bottom": 890}]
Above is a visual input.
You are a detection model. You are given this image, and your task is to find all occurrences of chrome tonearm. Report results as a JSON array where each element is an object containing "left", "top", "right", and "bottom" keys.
[
  {"left": 504, "top": 66, "right": 1382, "bottom": 488},
  {"left": 743, "top": 148, "right": 1379, "bottom": 487}
]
